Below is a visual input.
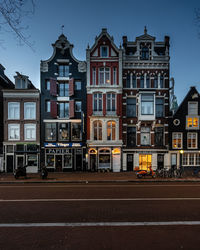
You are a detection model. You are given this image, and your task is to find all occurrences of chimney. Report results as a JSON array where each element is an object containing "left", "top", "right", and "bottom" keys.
[{"left": 122, "top": 36, "right": 127, "bottom": 48}]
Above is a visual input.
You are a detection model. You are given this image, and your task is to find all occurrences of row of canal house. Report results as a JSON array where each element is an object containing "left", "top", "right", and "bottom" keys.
[{"left": 1, "top": 27, "right": 199, "bottom": 173}]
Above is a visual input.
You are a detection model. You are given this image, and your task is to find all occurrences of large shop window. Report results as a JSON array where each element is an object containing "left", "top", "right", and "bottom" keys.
[
  {"left": 99, "top": 67, "right": 110, "bottom": 84},
  {"left": 46, "top": 155, "right": 54, "bottom": 167},
  {"left": 183, "top": 153, "right": 200, "bottom": 166},
  {"left": 93, "top": 121, "right": 102, "bottom": 140},
  {"left": 59, "top": 102, "right": 69, "bottom": 118},
  {"left": 156, "top": 98, "right": 164, "bottom": 117},
  {"left": 58, "top": 65, "right": 69, "bottom": 77},
  {"left": 8, "top": 124, "right": 20, "bottom": 140},
  {"left": 59, "top": 123, "right": 69, "bottom": 141},
  {"left": 127, "top": 127, "right": 136, "bottom": 147},
  {"left": 45, "top": 123, "right": 56, "bottom": 141},
  {"left": 154, "top": 127, "right": 164, "bottom": 146},
  {"left": 139, "top": 154, "right": 152, "bottom": 170},
  {"left": 24, "top": 124, "right": 36, "bottom": 141},
  {"left": 187, "top": 133, "right": 197, "bottom": 149},
  {"left": 107, "top": 93, "right": 116, "bottom": 112},
  {"left": 24, "top": 102, "right": 36, "bottom": 119},
  {"left": 127, "top": 98, "right": 136, "bottom": 117},
  {"left": 93, "top": 93, "right": 103, "bottom": 112},
  {"left": 107, "top": 121, "right": 116, "bottom": 141},
  {"left": 141, "top": 94, "right": 154, "bottom": 115},
  {"left": 59, "top": 83, "right": 69, "bottom": 97},
  {"left": 172, "top": 133, "right": 182, "bottom": 149},
  {"left": 71, "top": 123, "right": 81, "bottom": 140},
  {"left": 27, "top": 155, "right": 37, "bottom": 166},
  {"left": 64, "top": 154, "right": 72, "bottom": 168},
  {"left": 8, "top": 102, "right": 20, "bottom": 120},
  {"left": 141, "top": 127, "right": 150, "bottom": 145},
  {"left": 186, "top": 117, "right": 199, "bottom": 129}
]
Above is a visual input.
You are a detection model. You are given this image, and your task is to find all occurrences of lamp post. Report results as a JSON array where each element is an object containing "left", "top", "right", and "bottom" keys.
[{"left": 179, "top": 150, "right": 184, "bottom": 175}]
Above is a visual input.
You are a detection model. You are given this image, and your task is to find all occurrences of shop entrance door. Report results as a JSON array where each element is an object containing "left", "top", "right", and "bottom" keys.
[
  {"left": 16, "top": 155, "right": 24, "bottom": 168},
  {"left": 76, "top": 154, "right": 82, "bottom": 171},
  {"left": 55, "top": 155, "right": 62, "bottom": 172},
  {"left": 7, "top": 155, "right": 13, "bottom": 172},
  {"left": 127, "top": 154, "right": 134, "bottom": 171},
  {"left": 90, "top": 154, "right": 96, "bottom": 172},
  {"left": 157, "top": 154, "right": 164, "bottom": 170},
  {"left": 139, "top": 154, "right": 152, "bottom": 170}
]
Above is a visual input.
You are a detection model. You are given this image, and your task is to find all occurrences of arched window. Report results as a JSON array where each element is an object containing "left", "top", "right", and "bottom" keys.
[
  {"left": 141, "top": 47, "right": 149, "bottom": 60},
  {"left": 93, "top": 93, "right": 103, "bottom": 112},
  {"left": 93, "top": 121, "right": 102, "bottom": 140},
  {"left": 160, "top": 76, "right": 164, "bottom": 88},
  {"left": 126, "top": 74, "right": 130, "bottom": 88},
  {"left": 132, "top": 75, "right": 136, "bottom": 88},
  {"left": 146, "top": 75, "right": 150, "bottom": 88},
  {"left": 107, "top": 93, "right": 116, "bottom": 112},
  {"left": 107, "top": 121, "right": 116, "bottom": 141},
  {"left": 140, "top": 76, "right": 144, "bottom": 88}
]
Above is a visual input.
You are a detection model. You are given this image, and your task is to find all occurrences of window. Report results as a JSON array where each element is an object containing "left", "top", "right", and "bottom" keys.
[
  {"left": 113, "top": 67, "right": 117, "bottom": 84},
  {"left": 71, "top": 123, "right": 81, "bottom": 140},
  {"left": 45, "top": 123, "right": 56, "bottom": 141},
  {"left": 132, "top": 75, "right": 136, "bottom": 88},
  {"left": 140, "top": 76, "right": 144, "bottom": 88},
  {"left": 107, "top": 121, "right": 116, "bottom": 140},
  {"left": 187, "top": 117, "right": 199, "bottom": 128},
  {"left": 154, "top": 76, "right": 158, "bottom": 88},
  {"left": 93, "top": 121, "right": 102, "bottom": 140},
  {"left": 59, "top": 83, "right": 69, "bottom": 97},
  {"left": 183, "top": 153, "right": 200, "bottom": 166},
  {"left": 100, "top": 46, "right": 108, "bottom": 57},
  {"left": 141, "top": 127, "right": 150, "bottom": 145},
  {"left": 160, "top": 76, "right": 164, "bottom": 88},
  {"left": 172, "top": 133, "right": 182, "bottom": 149},
  {"left": 92, "top": 68, "right": 96, "bottom": 85},
  {"left": 141, "top": 47, "right": 149, "bottom": 60},
  {"left": 127, "top": 98, "right": 136, "bottom": 117},
  {"left": 24, "top": 124, "right": 36, "bottom": 141},
  {"left": 188, "top": 102, "right": 198, "bottom": 115},
  {"left": 45, "top": 100, "right": 50, "bottom": 112},
  {"left": 59, "top": 103, "right": 69, "bottom": 118},
  {"left": 58, "top": 65, "right": 69, "bottom": 77},
  {"left": 146, "top": 75, "right": 150, "bottom": 88},
  {"left": 127, "top": 127, "right": 136, "bottom": 147},
  {"left": 8, "top": 102, "right": 20, "bottom": 119},
  {"left": 99, "top": 67, "right": 110, "bottom": 84},
  {"left": 155, "top": 127, "right": 164, "bottom": 146},
  {"left": 93, "top": 93, "right": 103, "bottom": 112},
  {"left": 46, "top": 155, "right": 54, "bottom": 167},
  {"left": 59, "top": 123, "right": 69, "bottom": 141},
  {"left": 187, "top": 133, "right": 197, "bottom": 149},
  {"left": 24, "top": 102, "right": 36, "bottom": 119},
  {"left": 75, "top": 101, "right": 82, "bottom": 112},
  {"left": 75, "top": 81, "right": 81, "bottom": 90},
  {"left": 107, "top": 93, "right": 116, "bottom": 112},
  {"left": 156, "top": 98, "right": 164, "bottom": 117},
  {"left": 126, "top": 74, "right": 130, "bottom": 88},
  {"left": 8, "top": 124, "right": 20, "bottom": 140},
  {"left": 45, "top": 80, "right": 50, "bottom": 90},
  {"left": 141, "top": 94, "right": 154, "bottom": 115},
  {"left": 27, "top": 155, "right": 37, "bottom": 167}
]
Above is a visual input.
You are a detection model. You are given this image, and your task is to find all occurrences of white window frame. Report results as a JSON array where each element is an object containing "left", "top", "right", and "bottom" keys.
[
  {"left": 24, "top": 102, "right": 36, "bottom": 120},
  {"left": 187, "top": 132, "right": 197, "bottom": 149},
  {"left": 106, "top": 93, "right": 116, "bottom": 112},
  {"left": 183, "top": 153, "right": 200, "bottom": 166},
  {"left": 8, "top": 124, "right": 20, "bottom": 141},
  {"left": 140, "top": 127, "right": 151, "bottom": 145},
  {"left": 93, "top": 120, "right": 102, "bottom": 141},
  {"left": 8, "top": 102, "right": 20, "bottom": 120},
  {"left": 188, "top": 102, "right": 198, "bottom": 115},
  {"left": 172, "top": 132, "right": 182, "bottom": 149},
  {"left": 24, "top": 124, "right": 36, "bottom": 141},
  {"left": 99, "top": 67, "right": 110, "bottom": 84},
  {"left": 93, "top": 93, "right": 103, "bottom": 112},
  {"left": 186, "top": 116, "right": 199, "bottom": 129},
  {"left": 113, "top": 67, "right": 117, "bottom": 85},
  {"left": 100, "top": 46, "right": 109, "bottom": 58},
  {"left": 92, "top": 68, "right": 96, "bottom": 85},
  {"left": 107, "top": 121, "right": 116, "bottom": 141}
]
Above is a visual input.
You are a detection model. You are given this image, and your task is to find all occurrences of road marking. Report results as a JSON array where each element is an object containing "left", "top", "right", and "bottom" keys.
[
  {"left": 1, "top": 198, "right": 200, "bottom": 202},
  {"left": 1, "top": 221, "right": 200, "bottom": 227}
]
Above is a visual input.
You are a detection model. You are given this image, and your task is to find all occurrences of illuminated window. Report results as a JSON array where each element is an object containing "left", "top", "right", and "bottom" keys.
[
  {"left": 139, "top": 154, "right": 152, "bottom": 170},
  {"left": 172, "top": 133, "right": 182, "bottom": 149},
  {"left": 187, "top": 117, "right": 198, "bottom": 128},
  {"left": 99, "top": 68, "right": 110, "bottom": 84},
  {"left": 187, "top": 133, "right": 197, "bottom": 149},
  {"left": 93, "top": 121, "right": 102, "bottom": 140},
  {"left": 107, "top": 121, "right": 116, "bottom": 141}
]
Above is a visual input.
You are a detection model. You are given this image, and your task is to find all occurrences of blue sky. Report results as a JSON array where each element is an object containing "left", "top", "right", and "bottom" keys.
[{"left": 0, "top": 0, "right": 200, "bottom": 104}]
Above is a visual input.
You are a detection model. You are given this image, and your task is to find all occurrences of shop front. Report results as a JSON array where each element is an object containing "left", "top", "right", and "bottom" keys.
[{"left": 44, "top": 142, "right": 85, "bottom": 171}]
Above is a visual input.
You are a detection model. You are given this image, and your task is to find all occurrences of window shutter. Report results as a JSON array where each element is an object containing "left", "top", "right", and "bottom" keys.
[
  {"left": 50, "top": 101, "right": 57, "bottom": 118},
  {"left": 69, "top": 78, "right": 74, "bottom": 96},
  {"left": 50, "top": 78, "right": 57, "bottom": 96},
  {"left": 69, "top": 100, "right": 75, "bottom": 118}
]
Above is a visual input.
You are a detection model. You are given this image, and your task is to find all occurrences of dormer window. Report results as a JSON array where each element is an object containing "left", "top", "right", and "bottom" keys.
[
  {"left": 100, "top": 46, "right": 108, "bottom": 57},
  {"left": 15, "top": 78, "right": 27, "bottom": 89}
]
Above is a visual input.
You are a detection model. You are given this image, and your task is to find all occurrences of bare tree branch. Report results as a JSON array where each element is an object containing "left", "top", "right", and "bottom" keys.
[{"left": 0, "top": 0, "right": 35, "bottom": 51}]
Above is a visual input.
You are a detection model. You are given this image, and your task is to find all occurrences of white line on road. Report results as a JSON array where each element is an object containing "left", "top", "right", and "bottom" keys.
[
  {"left": 1, "top": 221, "right": 200, "bottom": 227},
  {"left": 1, "top": 198, "right": 200, "bottom": 202}
]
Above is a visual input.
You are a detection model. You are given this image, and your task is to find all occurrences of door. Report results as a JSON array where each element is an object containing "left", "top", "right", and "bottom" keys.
[
  {"left": 7, "top": 155, "right": 14, "bottom": 173},
  {"left": 90, "top": 154, "right": 96, "bottom": 172},
  {"left": 76, "top": 154, "right": 82, "bottom": 171},
  {"left": 55, "top": 155, "right": 62, "bottom": 172},
  {"left": 16, "top": 156, "right": 24, "bottom": 168},
  {"left": 127, "top": 154, "right": 134, "bottom": 171},
  {"left": 157, "top": 154, "right": 164, "bottom": 170}
]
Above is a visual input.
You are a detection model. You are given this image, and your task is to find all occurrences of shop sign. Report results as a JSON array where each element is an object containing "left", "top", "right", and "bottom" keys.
[
  {"left": 44, "top": 143, "right": 82, "bottom": 148},
  {"left": 46, "top": 148, "right": 70, "bottom": 154}
]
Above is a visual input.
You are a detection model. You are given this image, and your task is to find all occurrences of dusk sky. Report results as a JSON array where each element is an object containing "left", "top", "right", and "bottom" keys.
[{"left": 1, "top": 0, "right": 200, "bottom": 104}]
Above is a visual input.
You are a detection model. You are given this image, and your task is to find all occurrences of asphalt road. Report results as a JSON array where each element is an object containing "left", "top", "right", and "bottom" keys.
[{"left": 1, "top": 183, "right": 200, "bottom": 249}]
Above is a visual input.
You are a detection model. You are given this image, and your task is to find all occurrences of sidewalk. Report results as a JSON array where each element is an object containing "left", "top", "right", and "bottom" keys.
[{"left": 1, "top": 171, "right": 200, "bottom": 184}]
